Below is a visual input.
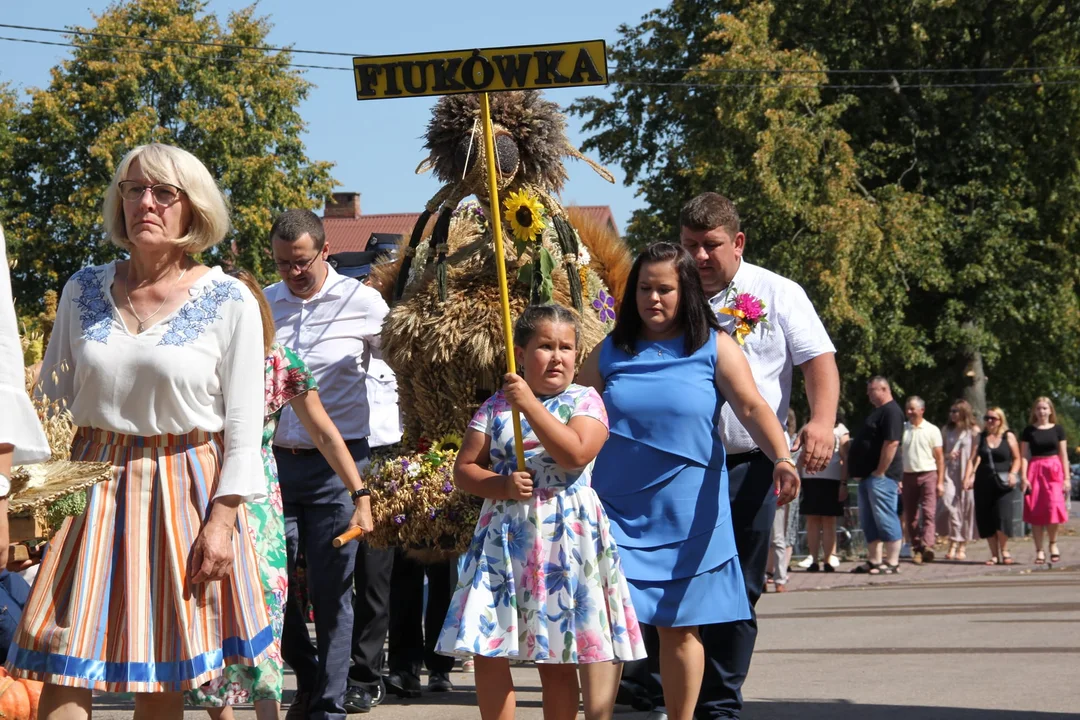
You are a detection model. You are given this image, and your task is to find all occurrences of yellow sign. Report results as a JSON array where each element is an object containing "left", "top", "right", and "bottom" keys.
[{"left": 353, "top": 40, "right": 608, "bottom": 100}]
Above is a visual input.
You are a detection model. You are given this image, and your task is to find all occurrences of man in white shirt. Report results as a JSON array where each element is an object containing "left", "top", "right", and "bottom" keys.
[
  {"left": 901, "top": 396, "right": 945, "bottom": 563},
  {"left": 682, "top": 192, "right": 839, "bottom": 719},
  {"left": 265, "top": 209, "right": 391, "bottom": 720}
]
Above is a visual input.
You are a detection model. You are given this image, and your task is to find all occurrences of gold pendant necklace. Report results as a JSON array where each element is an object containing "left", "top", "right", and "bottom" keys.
[{"left": 125, "top": 266, "right": 188, "bottom": 333}]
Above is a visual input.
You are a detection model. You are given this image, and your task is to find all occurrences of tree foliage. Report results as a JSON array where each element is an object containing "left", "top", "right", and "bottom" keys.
[
  {"left": 572, "top": 0, "right": 1080, "bottom": 425},
  {"left": 2, "top": 0, "right": 335, "bottom": 310}
]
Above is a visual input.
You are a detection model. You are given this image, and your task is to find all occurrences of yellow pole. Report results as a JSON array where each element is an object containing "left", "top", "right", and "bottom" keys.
[{"left": 479, "top": 92, "right": 527, "bottom": 470}]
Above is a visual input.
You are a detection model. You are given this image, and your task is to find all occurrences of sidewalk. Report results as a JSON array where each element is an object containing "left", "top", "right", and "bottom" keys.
[{"left": 775, "top": 520, "right": 1079, "bottom": 593}]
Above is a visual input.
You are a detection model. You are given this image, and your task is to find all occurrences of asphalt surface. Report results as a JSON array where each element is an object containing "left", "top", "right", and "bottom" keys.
[{"left": 86, "top": 532, "right": 1080, "bottom": 719}]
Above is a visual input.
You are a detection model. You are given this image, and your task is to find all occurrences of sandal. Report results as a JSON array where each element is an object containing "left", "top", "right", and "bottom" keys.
[
  {"left": 877, "top": 563, "right": 900, "bottom": 575},
  {"left": 1035, "top": 552, "right": 1046, "bottom": 565},
  {"left": 985, "top": 557, "right": 1000, "bottom": 566},
  {"left": 1050, "top": 545, "right": 1061, "bottom": 563},
  {"left": 956, "top": 548, "right": 967, "bottom": 561},
  {"left": 851, "top": 561, "right": 877, "bottom": 574},
  {"left": 1002, "top": 555, "right": 1015, "bottom": 565}
]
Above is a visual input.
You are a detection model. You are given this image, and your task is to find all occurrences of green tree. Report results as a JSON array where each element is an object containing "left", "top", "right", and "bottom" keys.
[
  {"left": 573, "top": 0, "right": 1080, "bottom": 423},
  {"left": 3, "top": 0, "right": 335, "bottom": 310}
]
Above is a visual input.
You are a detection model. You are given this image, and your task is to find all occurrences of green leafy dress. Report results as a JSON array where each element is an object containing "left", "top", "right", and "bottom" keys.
[{"left": 186, "top": 344, "right": 316, "bottom": 705}]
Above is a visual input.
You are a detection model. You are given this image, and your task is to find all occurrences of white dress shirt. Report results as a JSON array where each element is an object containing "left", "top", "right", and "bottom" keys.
[
  {"left": 265, "top": 265, "right": 389, "bottom": 449},
  {"left": 365, "top": 357, "right": 403, "bottom": 448},
  {"left": 710, "top": 260, "right": 835, "bottom": 455},
  {"left": 0, "top": 225, "right": 50, "bottom": 466},
  {"left": 39, "top": 263, "right": 266, "bottom": 499}
]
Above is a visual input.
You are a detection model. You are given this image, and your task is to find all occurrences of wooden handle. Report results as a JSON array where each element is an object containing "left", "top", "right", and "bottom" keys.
[
  {"left": 332, "top": 527, "right": 365, "bottom": 548},
  {"left": 9, "top": 545, "right": 28, "bottom": 562}
]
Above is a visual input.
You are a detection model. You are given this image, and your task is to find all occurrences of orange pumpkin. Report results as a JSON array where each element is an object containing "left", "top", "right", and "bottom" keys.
[{"left": 0, "top": 676, "right": 30, "bottom": 720}]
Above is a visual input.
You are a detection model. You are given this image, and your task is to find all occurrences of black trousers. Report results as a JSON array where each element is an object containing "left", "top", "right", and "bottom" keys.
[
  {"left": 387, "top": 550, "right": 458, "bottom": 676},
  {"left": 621, "top": 450, "right": 775, "bottom": 719},
  {"left": 349, "top": 541, "right": 395, "bottom": 685}
]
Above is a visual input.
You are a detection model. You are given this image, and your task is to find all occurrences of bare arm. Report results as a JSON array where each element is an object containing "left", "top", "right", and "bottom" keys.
[
  {"left": 713, "top": 333, "right": 801, "bottom": 505},
  {"left": 963, "top": 444, "right": 981, "bottom": 491},
  {"left": 1059, "top": 439, "right": 1071, "bottom": 492},
  {"left": 0, "top": 445, "right": 11, "bottom": 568},
  {"left": 576, "top": 346, "right": 604, "bottom": 394},
  {"left": 290, "top": 388, "right": 373, "bottom": 532},
  {"left": 1020, "top": 441, "right": 1032, "bottom": 489},
  {"left": 874, "top": 441, "right": 900, "bottom": 478},
  {"left": 503, "top": 374, "right": 607, "bottom": 470},
  {"left": 454, "top": 428, "right": 518, "bottom": 500},
  {"left": 1007, "top": 433, "right": 1022, "bottom": 485},
  {"left": 933, "top": 445, "right": 945, "bottom": 496},
  {"left": 792, "top": 352, "right": 840, "bottom": 473}
]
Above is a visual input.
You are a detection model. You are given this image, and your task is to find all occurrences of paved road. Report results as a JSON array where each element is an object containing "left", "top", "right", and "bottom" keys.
[{"left": 93, "top": 559, "right": 1080, "bottom": 719}]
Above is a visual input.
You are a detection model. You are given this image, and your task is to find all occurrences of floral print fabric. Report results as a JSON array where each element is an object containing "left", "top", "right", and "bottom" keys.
[
  {"left": 435, "top": 384, "right": 646, "bottom": 664},
  {"left": 187, "top": 344, "right": 316, "bottom": 706}
]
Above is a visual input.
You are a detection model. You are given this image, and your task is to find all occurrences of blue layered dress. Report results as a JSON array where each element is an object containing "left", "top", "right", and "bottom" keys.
[{"left": 591, "top": 330, "right": 751, "bottom": 627}]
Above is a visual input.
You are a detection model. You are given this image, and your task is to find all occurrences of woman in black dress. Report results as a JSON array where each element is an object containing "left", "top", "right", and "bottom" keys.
[{"left": 964, "top": 407, "right": 1022, "bottom": 565}]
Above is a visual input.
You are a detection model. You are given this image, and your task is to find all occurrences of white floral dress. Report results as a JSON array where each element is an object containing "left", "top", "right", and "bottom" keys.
[{"left": 435, "top": 384, "right": 646, "bottom": 664}]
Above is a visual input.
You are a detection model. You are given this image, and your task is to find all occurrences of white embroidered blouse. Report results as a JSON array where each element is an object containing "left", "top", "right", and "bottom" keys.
[{"left": 40, "top": 262, "right": 265, "bottom": 500}]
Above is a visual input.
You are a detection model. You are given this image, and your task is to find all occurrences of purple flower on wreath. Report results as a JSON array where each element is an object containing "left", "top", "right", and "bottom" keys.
[
  {"left": 442, "top": 481, "right": 454, "bottom": 494},
  {"left": 400, "top": 459, "right": 410, "bottom": 471},
  {"left": 592, "top": 290, "right": 615, "bottom": 323},
  {"left": 393, "top": 514, "right": 406, "bottom": 525},
  {"left": 389, "top": 481, "right": 399, "bottom": 493},
  {"left": 412, "top": 482, "right": 422, "bottom": 492},
  {"left": 429, "top": 508, "right": 440, "bottom": 519}
]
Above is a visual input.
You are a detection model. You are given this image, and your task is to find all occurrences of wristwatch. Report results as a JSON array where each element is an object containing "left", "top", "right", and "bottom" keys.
[
  {"left": 350, "top": 487, "right": 372, "bottom": 503},
  {"left": 0, "top": 473, "right": 10, "bottom": 499}
]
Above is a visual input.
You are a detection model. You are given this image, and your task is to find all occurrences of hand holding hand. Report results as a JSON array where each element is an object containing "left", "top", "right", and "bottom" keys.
[
  {"left": 505, "top": 470, "right": 534, "bottom": 501},
  {"left": 503, "top": 373, "right": 538, "bottom": 412},
  {"left": 792, "top": 421, "right": 835, "bottom": 475}
]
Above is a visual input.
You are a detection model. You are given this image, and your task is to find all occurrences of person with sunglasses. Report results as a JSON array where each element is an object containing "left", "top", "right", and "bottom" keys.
[
  {"left": 8, "top": 143, "right": 271, "bottom": 718},
  {"left": 965, "top": 408, "right": 1021, "bottom": 565}
]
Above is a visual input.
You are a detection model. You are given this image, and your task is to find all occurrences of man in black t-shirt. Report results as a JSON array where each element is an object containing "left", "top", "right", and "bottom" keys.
[{"left": 848, "top": 376, "right": 905, "bottom": 574}]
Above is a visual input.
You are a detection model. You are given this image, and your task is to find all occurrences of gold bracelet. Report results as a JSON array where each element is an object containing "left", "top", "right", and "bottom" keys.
[{"left": 774, "top": 457, "right": 798, "bottom": 469}]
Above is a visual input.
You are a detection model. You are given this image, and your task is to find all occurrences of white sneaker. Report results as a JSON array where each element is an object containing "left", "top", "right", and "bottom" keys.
[
  {"left": 827, "top": 554, "right": 840, "bottom": 568},
  {"left": 795, "top": 555, "right": 814, "bottom": 569}
]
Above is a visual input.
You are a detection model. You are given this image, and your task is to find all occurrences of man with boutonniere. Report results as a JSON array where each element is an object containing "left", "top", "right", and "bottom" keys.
[{"left": 660, "top": 192, "right": 837, "bottom": 720}]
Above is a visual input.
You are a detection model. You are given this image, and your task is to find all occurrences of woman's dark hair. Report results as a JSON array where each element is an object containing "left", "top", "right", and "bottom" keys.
[
  {"left": 611, "top": 242, "right": 720, "bottom": 356},
  {"left": 513, "top": 304, "right": 580, "bottom": 349}
]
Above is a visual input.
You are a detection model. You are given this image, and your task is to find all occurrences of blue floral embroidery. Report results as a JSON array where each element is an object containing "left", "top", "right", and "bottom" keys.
[
  {"left": 159, "top": 280, "right": 243, "bottom": 347},
  {"left": 73, "top": 266, "right": 113, "bottom": 344}
]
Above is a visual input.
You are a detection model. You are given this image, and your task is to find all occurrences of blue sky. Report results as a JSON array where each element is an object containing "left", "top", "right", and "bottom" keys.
[{"left": 0, "top": 1, "right": 663, "bottom": 234}]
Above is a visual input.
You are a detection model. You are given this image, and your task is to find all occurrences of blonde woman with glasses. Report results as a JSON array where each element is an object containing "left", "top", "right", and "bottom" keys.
[
  {"left": 965, "top": 408, "right": 1021, "bottom": 565},
  {"left": 8, "top": 143, "right": 271, "bottom": 720}
]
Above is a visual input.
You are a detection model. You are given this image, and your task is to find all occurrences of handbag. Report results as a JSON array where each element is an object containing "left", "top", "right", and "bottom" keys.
[{"left": 981, "top": 433, "right": 1013, "bottom": 491}]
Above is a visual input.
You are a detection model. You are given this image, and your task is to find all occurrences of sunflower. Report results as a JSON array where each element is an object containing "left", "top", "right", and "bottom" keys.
[
  {"left": 504, "top": 189, "right": 546, "bottom": 243},
  {"left": 433, "top": 432, "right": 464, "bottom": 454}
]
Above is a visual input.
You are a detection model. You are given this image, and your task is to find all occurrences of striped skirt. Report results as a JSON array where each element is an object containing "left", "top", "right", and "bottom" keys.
[{"left": 6, "top": 428, "right": 273, "bottom": 693}]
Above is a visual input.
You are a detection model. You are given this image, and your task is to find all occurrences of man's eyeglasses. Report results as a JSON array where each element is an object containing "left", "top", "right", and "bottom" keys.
[
  {"left": 274, "top": 255, "right": 321, "bottom": 274},
  {"left": 118, "top": 181, "right": 184, "bottom": 206}
]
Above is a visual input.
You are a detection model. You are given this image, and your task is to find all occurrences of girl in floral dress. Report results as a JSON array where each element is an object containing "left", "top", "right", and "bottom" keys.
[
  {"left": 436, "top": 305, "right": 646, "bottom": 720},
  {"left": 187, "top": 270, "right": 373, "bottom": 720}
]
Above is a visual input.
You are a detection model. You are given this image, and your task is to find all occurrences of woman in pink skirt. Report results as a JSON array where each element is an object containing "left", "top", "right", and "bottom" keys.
[{"left": 1020, "top": 397, "right": 1071, "bottom": 564}]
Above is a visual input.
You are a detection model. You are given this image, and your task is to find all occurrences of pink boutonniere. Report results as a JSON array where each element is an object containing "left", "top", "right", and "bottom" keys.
[{"left": 719, "top": 287, "right": 769, "bottom": 345}]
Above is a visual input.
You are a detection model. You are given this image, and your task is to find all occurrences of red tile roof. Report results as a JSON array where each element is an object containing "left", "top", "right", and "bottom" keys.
[{"left": 323, "top": 206, "right": 618, "bottom": 253}]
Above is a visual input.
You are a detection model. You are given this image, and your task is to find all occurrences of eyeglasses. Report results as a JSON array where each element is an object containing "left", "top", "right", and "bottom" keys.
[
  {"left": 118, "top": 181, "right": 184, "bottom": 206},
  {"left": 274, "top": 254, "right": 321, "bottom": 274},
  {"left": 983, "top": 415, "right": 1000, "bottom": 422}
]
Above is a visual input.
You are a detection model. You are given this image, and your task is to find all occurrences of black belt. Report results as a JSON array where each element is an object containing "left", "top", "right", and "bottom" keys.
[
  {"left": 726, "top": 448, "right": 763, "bottom": 468},
  {"left": 274, "top": 438, "right": 368, "bottom": 456}
]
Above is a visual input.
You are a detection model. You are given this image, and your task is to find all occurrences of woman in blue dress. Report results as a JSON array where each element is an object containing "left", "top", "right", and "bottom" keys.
[{"left": 578, "top": 242, "right": 800, "bottom": 720}]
